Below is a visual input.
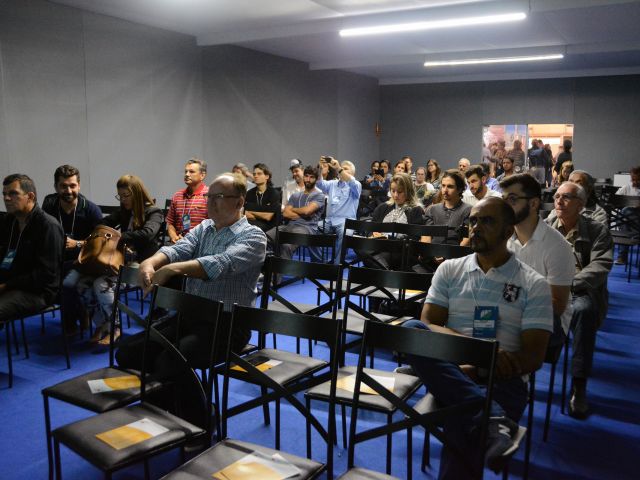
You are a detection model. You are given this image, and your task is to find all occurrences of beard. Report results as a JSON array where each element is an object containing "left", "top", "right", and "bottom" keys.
[
  {"left": 60, "top": 192, "right": 77, "bottom": 203},
  {"left": 514, "top": 203, "right": 530, "bottom": 224},
  {"left": 304, "top": 180, "right": 316, "bottom": 190},
  {"left": 470, "top": 235, "right": 489, "bottom": 253}
]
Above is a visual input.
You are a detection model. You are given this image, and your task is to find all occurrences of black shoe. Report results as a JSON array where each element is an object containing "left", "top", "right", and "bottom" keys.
[
  {"left": 568, "top": 387, "right": 589, "bottom": 419},
  {"left": 485, "top": 417, "right": 523, "bottom": 473}
]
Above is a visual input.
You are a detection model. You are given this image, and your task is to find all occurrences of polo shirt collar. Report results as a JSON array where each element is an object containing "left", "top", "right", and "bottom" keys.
[
  {"left": 184, "top": 182, "right": 207, "bottom": 197},
  {"left": 465, "top": 252, "right": 518, "bottom": 280}
]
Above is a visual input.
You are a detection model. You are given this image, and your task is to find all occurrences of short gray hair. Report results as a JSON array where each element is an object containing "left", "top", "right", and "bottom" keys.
[
  {"left": 563, "top": 182, "right": 587, "bottom": 204},
  {"left": 341, "top": 160, "right": 356, "bottom": 176}
]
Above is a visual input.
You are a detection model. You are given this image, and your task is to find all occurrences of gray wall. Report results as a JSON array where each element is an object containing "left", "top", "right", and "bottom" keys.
[
  {"left": 202, "top": 45, "right": 379, "bottom": 187},
  {"left": 380, "top": 76, "right": 640, "bottom": 178},
  {"left": 0, "top": 0, "right": 203, "bottom": 205}
]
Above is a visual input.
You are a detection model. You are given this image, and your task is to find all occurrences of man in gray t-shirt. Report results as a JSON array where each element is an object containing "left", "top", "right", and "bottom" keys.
[{"left": 266, "top": 166, "right": 325, "bottom": 261}]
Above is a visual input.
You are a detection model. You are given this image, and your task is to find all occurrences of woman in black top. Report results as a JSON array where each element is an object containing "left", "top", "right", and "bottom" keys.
[{"left": 77, "top": 174, "right": 162, "bottom": 344}]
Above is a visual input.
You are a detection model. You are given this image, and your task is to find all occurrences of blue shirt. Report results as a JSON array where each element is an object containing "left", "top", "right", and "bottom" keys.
[
  {"left": 316, "top": 176, "right": 362, "bottom": 223},
  {"left": 287, "top": 189, "right": 325, "bottom": 227},
  {"left": 159, "top": 216, "right": 266, "bottom": 311},
  {"left": 426, "top": 253, "right": 552, "bottom": 352},
  {"left": 487, "top": 177, "right": 501, "bottom": 192}
]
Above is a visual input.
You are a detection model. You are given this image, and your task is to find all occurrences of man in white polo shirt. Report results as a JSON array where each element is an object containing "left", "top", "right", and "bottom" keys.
[
  {"left": 403, "top": 197, "right": 553, "bottom": 477},
  {"left": 501, "top": 173, "right": 575, "bottom": 345}
]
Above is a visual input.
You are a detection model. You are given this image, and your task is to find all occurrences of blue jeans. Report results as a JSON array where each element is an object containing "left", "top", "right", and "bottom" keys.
[
  {"left": 403, "top": 319, "right": 528, "bottom": 479},
  {"left": 315, "top": 219, "right": 349, "bottom": 264}
]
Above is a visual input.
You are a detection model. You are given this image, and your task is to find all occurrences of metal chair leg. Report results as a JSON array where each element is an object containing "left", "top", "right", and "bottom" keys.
[
  {"left": 6, "top": 325, "right": 13, "bottom": 388},
  {"left": 44, "top": 394, "right": 54, "bottom": 480}
]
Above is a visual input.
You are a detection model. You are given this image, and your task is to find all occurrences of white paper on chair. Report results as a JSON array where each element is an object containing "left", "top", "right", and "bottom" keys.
[
  {"left": 336, "top": 373, "right": 395, "bottom": 395},
  {"left": 87, "top": 375, "right": 140, "bottom": 394},
  {"left": 212, "top": 451, "right": 301, "bottom": 480}
]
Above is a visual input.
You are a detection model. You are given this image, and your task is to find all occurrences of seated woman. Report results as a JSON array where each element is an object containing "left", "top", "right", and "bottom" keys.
[
  {"left": 553, "top": 161, "right": 574, "bottom": 187},
  {"left": 393, "top": 161, "right": 407, "bottom": 175},
  {"left": 364, "top": 173, "right": 424, "bottom": 270},
  {"left": 414, "top": 166, "right": 435, "bottom": 206},
  {"left": 426, "top": 159, "right": 443, "bottom": 191},
  {"left": 77, "top": 174, "right": 162, "bottom": 344}
]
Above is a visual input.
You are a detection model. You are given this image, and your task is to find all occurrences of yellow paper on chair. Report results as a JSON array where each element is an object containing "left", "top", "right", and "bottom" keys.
[
  {"left": 336, "top": 373, "right": 395, "bottom": 395},
  {"left": 95, "top": 418, "right": 168, "bottom": 450},
  {"left": 230, "top": 357, "right": 282, "bottom": 373},
  {"left": 87, "top": 375, "right": 140, "bottom": 394},
  {"left": 213, "top": 461, "right": 282, "bottom": 480}
]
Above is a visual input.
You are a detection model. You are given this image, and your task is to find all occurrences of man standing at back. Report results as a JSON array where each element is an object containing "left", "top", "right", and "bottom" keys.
[
  {"left": 501, "top": 174, "right": 575, "bottom": 346},
  {"left": 42, "top": 165, "right": 102, "bottom": 334},
  {"left": 1, "top": 174, "right": 64, "bottom": 325},
  {"left": 166, "top": 158, "right": 209, "bottom": 244}
]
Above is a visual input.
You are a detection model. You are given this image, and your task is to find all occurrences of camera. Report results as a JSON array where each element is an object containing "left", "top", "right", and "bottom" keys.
[
  {"left": 321, "top": 156, "right": 332, "bottom": 162},
  {"left": 374, "top": 168, "right": 385, "bottom": 176}
]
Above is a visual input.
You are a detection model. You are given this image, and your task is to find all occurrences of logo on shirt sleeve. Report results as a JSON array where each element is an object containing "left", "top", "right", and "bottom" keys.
[{"left": 503, "top": 283, "right": 521, "bottom": 302}]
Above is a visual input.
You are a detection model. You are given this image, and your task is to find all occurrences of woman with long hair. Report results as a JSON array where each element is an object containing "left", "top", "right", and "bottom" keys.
[
  {"left": 77, "top": 174, "right": 163, "bottom": 344},
  {"left": 426, "top": 159, "right": 443, "bottom": 190}
]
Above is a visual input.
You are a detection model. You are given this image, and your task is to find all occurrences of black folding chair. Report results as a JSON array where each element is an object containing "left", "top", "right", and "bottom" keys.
[{"left": 51, "top": 286, "right": 223, "bottom": 479}]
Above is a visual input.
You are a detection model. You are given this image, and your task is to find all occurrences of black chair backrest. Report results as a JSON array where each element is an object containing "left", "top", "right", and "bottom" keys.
[
  {"left": 98, "top": 205, "right": 120, "bottom": 216},
  {"left": 141, "top": 285, "right": 223, "bottom": 431},
  {"left": 345, "top": 218, "right": 396, "bottom": 237},
  {"left": 393, "top": 223, "right": 448, "bottom": 239},
  {"left": 261, "top": 256, "right": 342, "bottom": 318},
  {"left": 274, "top": 228, "right": 337, "bottom": 262},
  {"left": 339, "top": 235, "right": 406, "bottom": 270},
  {"left": 347, "top": 321, "right": 499, "bottom": 476},
  {"left": 407, "top": 240, "right": 472, "bottom": 262}
]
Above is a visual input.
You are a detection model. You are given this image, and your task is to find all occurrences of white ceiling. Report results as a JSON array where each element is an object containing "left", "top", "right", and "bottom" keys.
[{"left": 51, "top": 0, "right": 640, "bottom": 84}]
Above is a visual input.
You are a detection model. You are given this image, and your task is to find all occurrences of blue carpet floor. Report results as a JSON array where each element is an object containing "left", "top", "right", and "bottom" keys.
[{"left": 1, "top": 263, "right": 639, "bottom": 479}]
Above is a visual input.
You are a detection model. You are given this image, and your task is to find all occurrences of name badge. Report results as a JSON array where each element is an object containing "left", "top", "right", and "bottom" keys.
[
  {"left": 473, "top": 306, "right": 498, "bottom": 339},
  {"left": 182, "top": 213, "right": 191, "bottom": 231},
  {"left": 0, "top": 249, "right": 17, "bottom": 270}
]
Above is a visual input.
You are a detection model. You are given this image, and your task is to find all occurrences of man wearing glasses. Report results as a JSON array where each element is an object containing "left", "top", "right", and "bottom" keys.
[
  {"left": 501, "top": 173, "right": 575, "bottom": 351},
  {"left": 546, "top": 182, "right": 613, "bottom": 419},
  {"left": 1, "top": 174, "right": 64, "bottom": 325}
]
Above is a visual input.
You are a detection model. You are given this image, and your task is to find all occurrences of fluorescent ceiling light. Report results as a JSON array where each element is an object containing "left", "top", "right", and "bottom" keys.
[
  {"left": 339, "top": 12, "right": 526, "bottom": 37},
  {"left": 424, "top": 54, "right": 564, "bottom": 67}
]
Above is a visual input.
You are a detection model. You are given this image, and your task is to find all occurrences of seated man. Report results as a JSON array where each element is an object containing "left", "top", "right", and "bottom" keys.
[
  {"left": 315, "top": 157, "right": 362, "bottom": 263},
  {"left": 546, "top": 182, "right": 613, "bottom": 418},
  {"left": 458, "top": 157, "right": 471, "bottom": 174},
  {"left": 282, "top": 159, "right": 305, "bottom": 204},
  {"left": 404, "top": 197, "right": 552, "bottom": 477},
  {"left": 244, "top": 163, "right": 281, "bottom": 233},
  {"left": 42, "top": 165, "right": 102, "bottom": 334},
  {"left": 481, "top": 162, "right": 501, "bottom": 192},
  {"left": 1, "top": 174, "right": 64, "bottom": 325},
  {"left": 166, "top": 157, "right": 209, "bottom": 244},
  {"left": 266, "top": 165, "right": 325, "bottom": 261},
  {"left": 463, "top": 165, "right": 502, "bottom": 206},
  {"left": 545, "top": 169, "right": 608, "bottom": 226},
  {"left": 501, "top": 174, "right": 575, "bottom": 346},
  {"left": 422, "top": 170, "right": 471, "bottom": 246},
  {"left": 116, "top": 173, "right": 266, "bottom": 422},
  {"left": 614, "top": 165, "right": 640, "bottom": 265}
]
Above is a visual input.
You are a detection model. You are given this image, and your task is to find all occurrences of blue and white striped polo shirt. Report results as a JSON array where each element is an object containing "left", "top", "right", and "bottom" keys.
[{"left": 426, "top": 253, "right": 553, "bottom": 352}]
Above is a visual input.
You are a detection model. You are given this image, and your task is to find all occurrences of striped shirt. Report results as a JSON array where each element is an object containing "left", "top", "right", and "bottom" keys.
[
  {"left": 159, "top": 216, "right": 266, "bottom": 311},
  {"left": 426, "top": 253, "right": 552, "bottom": 352},
  {"left": 166, "top": 183, "right": 209, "bottom": 234}
]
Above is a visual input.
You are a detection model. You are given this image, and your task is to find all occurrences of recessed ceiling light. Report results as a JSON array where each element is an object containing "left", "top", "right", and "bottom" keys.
[
  {"left": 339, "top": 12, "right": 526, "bottom": 37},
  {"left": 424, "top": 54, "right": 564, "bottom": 67}
]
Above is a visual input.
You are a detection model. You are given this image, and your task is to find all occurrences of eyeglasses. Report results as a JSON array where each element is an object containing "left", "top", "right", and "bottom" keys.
[
  {"left": 114, "top": 192, "right": 132, "bottom": 201},
  {"left": 504, "top": 194, "right": 535, "bottom": 205},
  {"left": 206, "top": 193, "right": 241, "bottom": 201},
  {"left": 553, "top": 193, "right": 578, "bottom": 202}
]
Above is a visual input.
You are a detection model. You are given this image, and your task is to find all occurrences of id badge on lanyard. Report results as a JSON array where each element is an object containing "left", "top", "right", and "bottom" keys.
[
  {"left": 182, "top": 213, "right": 191, "bottom": 231},
  {"left": 0, "top": 249, "right": 17, "bottom": 271},
  {"left": 473, "top": 306, "right": 498, "bottom": 339}
]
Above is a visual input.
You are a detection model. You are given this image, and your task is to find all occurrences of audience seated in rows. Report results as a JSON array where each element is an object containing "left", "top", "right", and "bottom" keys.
[
  {"left": 166, "top": 157, "right": 209, "bottom": 244},
  {"left": 0, "top": 174, "right": 64, "bottom": 326}
]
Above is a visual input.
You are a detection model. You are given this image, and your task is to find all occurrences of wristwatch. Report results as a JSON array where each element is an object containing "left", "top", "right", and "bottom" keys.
[{"left": 76, "top": 241, "right": 82, "bottom": 248}]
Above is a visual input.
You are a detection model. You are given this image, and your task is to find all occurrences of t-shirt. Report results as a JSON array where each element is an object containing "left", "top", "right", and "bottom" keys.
[
  {"left": 245, "top": 186, "right": 281, "bottom": 231},
  {"left": 462, "top": 188, "right": 502, "bottom": 207},
  {"left": 424, "top": 201, "right": 471, "bottom": 245},
  {"left": 616, "top": 184, "right": 640, "bottom": 196},
  {"left": 426, "top": 253, "right": 553, "bottom": 353},
  {"left": 286, "top": 189, "right": 325, "bottom": 227},
  {"left": 507, "top": 219, "right": 575, "bottom": 333}
]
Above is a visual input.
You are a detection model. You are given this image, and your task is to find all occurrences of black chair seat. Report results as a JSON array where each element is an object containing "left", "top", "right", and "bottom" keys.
[
  {"left": 337, "top": 467, "right": 401, "bottom": 480},
  {"left": 232, "top": 348, "right": 327, "bottom": 385},
  {"left": 267, "top": 301, "right": 321, "bottom": 314},
  {"left": 332, "top": 309, "right": 410, "bottom": 335},
  {"left": 43, "top": 367, "right": 163, "bottom": 412},
  {"left": 413, "top": 393, "right": 437, "bottom": 415},
  {"left": 306, "top": 366, "right": 421, "bottom": 411},
  {"left": 160, "top": 438, "right": 325, "bottom": 479},
  {"left": 52, "top": 403, "right": 203, "bottom": 472}
]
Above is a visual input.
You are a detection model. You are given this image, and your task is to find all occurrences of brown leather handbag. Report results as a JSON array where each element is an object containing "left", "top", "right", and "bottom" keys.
[{"left": 76, "top": 225, "right": 125, "bottom": 276}]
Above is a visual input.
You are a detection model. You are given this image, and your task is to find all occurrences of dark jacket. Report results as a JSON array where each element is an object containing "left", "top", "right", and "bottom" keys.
[
  {"left": 101, "top": 205, "right": 163, "bottom": 262},
  {"left": 41, "top": 193, "right": 103, "bottom": 261},
  {"left": 0, "top": 205, "right": 64, "bottom": 304}
]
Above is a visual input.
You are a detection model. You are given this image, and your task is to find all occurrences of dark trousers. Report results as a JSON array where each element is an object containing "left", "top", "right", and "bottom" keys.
[
  {"left": 403, "top": 319, "right": 528, "bottom": 480},
  {"left": 0, "top": 289, "right": 47, "bottom": 323},
  {"left": 571, "top": 294, "right": 597, "bottom": 379}
]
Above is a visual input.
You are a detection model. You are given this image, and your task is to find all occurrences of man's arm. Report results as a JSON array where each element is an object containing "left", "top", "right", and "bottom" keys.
[
  {"left": 289, "top": 201, "right": 320, "bottom": 217},
  {"left": 283, "top": 204, "right": 300, "bottom": 220},
  {"left": 245, "top": 210, "right": 275, "bottom": 221},
  {"left": 573, "top": 222, "right": 613, "bottom": 292},
  {"left": 550, "top": 284, "right": 570, "bottom": 317},
  {"left": 166, "top": 223, "right": 182, "bottom": 243},
  {"left": 420, "top": 302, "right": 463, "bottom": 336},
  {"left": 496, "top": 329, "right": 550, "bottom": 379}
]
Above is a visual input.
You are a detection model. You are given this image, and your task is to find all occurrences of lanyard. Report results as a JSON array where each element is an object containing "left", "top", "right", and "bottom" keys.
[
  {"left": 297, "top": 192, "right": 312, "bottom": 209},
  {"left": 468, "top": 258, "right": 519, "bottom": 309},
  {"left": 58, "top": 203, "right": 77, "bottom": 237},
  {"left": 7, "top": 219, "right": 27, "bottom": 252}
]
